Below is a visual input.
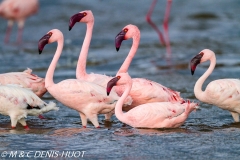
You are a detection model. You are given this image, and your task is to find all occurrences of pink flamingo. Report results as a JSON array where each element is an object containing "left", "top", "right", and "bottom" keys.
[
  {"left": 191, "top": 49, "right": 240, "bottom": 122},
  {"left": 38, "top": 29, "right": 132, "bottom": 128},
  {"left": 0, "top": 68, "right": 47, "bottom": 98},
  {"left": 68, "top": 10, "right": 132, "bottom": 120},
  {"left": 0, "top": 0, "right": 38, "bottom": 43},
  {"left": 115, "top": 24, "right": 185, "bottom": 111},
  {"left": 107, "top": 72, "right": 198, "bottom": 128},
  {"left": 146, "top": 0, "right": 172, "bottom": 58},
  {"left": 0, "top": 84, "right": 58, "bottom": 129}
]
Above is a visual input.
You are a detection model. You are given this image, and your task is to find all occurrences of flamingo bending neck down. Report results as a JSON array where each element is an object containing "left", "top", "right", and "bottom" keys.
[
  {"left": 190, "top": 49, "right": 240, "bottom": 122},
  {"left": 0, "top": 0, "right": 38, "bottom": 43},
  {"left": 107, "top": 72, "right": 198, "bottom": 128},
  {"left": 68, "top": 10, "right": 132, "bottom": 120},
  {"left": 114, "top": 24, "right": 185, "bottom": 111},
  {"left": 38, "top": 29, "right": 131, "bottom": 128},
  {"left": 0, "top": 84, "right": 58, "bottom": 129}
]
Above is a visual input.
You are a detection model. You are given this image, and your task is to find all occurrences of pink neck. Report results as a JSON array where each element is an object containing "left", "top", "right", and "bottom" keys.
[
  {"left": 45, "top": 37, "right": 64, "bottom": 88},
  {"left": 76, "top": 22, "right": 94, "bottom": 79},
  {"left": 115, "top": 82, "right": 132, "bottom": 124},
  {"left": 118, "top": 34, "right": 140, "bottom": 73},
  {"left": 194, "top": 54, "right": 216, "bottom": 102}
]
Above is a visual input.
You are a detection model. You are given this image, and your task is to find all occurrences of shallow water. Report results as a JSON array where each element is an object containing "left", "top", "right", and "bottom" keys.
[{"left": 0, "top": 0, "right": 240, "bottom": 159}]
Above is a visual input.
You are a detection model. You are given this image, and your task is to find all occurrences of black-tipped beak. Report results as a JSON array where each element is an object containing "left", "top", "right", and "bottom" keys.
[
  {"left": 115, "top": 30, "right": 127, "bottom": 52},
  {"left": 69, "top": 12, "right": 85, "bottom": 31},
  {"left": 38, "top": 32, "right": 52, "bottom": 54},
  {"left": 190, "top": 52, "right": 204, "bottom": 75},
  {"left": 106, "top": 76, "right": 121, "bottom": 96}
]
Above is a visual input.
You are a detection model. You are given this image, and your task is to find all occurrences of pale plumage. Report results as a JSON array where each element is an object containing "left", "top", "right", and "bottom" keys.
[
  {"left": 0, "top": 0, "right": 38, "bottom": 43},
  {"left": 38, "top": 29, "right": 132, "bottom": 128},
  {"left": 115, "top": 24, "right": 185, "bottom": 111},
  {"left": 0, "top": 68, "right": 47, "bottom": 98},
  {"left": 107, "top": 72, "right": 198, "bottom": 128},
  {"left": 0, "top": 84, "right": 58, "bottom": 129},
  {"left": 68, "top": 10, "right": 132, "bottom": 119},
  {"left": 191, "top": 49, "right": 240, "bottom": 122}
]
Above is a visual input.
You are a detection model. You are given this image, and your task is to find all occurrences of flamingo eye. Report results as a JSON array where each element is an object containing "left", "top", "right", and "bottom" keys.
[
  {"left": 123, "top": 28, "right": 128, "bottom": 32},
  {"left": 83, "top": 12, "right": 87, "bottom": 16},
  {"left": 117, "top": 76, "right": 121, "bottom": 79},
  {"left": 200, "top": 52, "right": 204, "bottom": 56},
  {"left": 48, "top": 32, "right": 52, "bottom": 36}
]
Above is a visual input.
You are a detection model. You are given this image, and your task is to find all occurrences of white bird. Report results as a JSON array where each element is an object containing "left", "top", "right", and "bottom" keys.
[
  {"left": 0, "top": 84, "right": 58, "bottom": 129},
  {"left": 190, "top": 49, "right": 240, "bottom": 122}
]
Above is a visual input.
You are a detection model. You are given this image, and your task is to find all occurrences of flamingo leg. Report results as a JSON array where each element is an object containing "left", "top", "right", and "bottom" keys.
[
  {"left": 17, "top": 20, "right": 25, "bottom": 44},
  {"left": 87, "top": 114, "right": 100, "bottom": 128},
  {"left": 79, "top": 112, "right": 87, "bottom": 128},
  {"left": 230, "top": 112, "right": 239, "bottom": 122},
  {"left": 4, "top": 20, "right": 13, "bottom": 44},
  {"left": 163, "top": 0, "right": 172, "bottom": 59},
  {"left": 18, "top": 118, "right": 29, "bottom": 129},
  {"left": 9, "top": 114, "right": 18, "bottom": 129},
  {"left": 146, "top": 0, "right": 165, "bottom": 45},
  {"left": 104, "top": 110, "right": 114, "bottom": 121}
]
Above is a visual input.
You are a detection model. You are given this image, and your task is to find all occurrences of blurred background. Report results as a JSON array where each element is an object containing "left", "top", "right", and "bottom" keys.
[{"left": 0, "top": 0, "right": 240, "bottom": 159}]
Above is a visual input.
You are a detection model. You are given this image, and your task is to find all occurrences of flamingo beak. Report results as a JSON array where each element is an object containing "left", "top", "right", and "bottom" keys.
[
  {"left": 38, "top": 32, "right": 52, "bottom": 54},
  {"left": 190, "top": 52, "right": 204, "bottom": 75},
  {"left": 106, "top": 76, "right": 120, "bottom": 96},
  {"left": 115, "top": 30, "right": 127, "bottom": 51},
  {"left": 69, "top": 12, "right": 86, "bottom": 31}
]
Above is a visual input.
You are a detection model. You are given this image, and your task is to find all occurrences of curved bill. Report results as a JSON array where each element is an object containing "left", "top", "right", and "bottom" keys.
[
  {"left": 115, "top": 30, "right": 127, "bottom": 51},
  {"left": 69, "top": 12, "right": 86, "bottom": 31},
  {"left": 190, "top": 52, "right": 204, "bottom": 75},
  {"left": 38, "top": 32, "right": 52, "bottom": 54},
  {"left": 106, "top": 76, "right": 121, "bottom": 96}
]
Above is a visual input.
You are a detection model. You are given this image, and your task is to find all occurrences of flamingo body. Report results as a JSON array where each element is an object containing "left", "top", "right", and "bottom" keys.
[
  {"left": 115, "top": 24, "right": 185, "bottom": 111},
  {"left": 107, "top": 73, "right": 198, "bottom": 128},
  {"left": 0, "top": 84, "right": 58, "bottom": 129},
  {"left": 191, "top": 49, "right": 240, "bottom": 122},
  {"left": 0, "top": 0, "right": 38, "bottom": 43},
  {"left": 0, "top": 68, "right": 47, "bottom": 98}
]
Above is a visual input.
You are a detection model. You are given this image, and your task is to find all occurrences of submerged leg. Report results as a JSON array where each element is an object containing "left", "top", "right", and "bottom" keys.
[
  {"left": 18, "top": 118, "right": 29, "bottom": 129},
  {"left": 79, "top": 112, "right": 87, "bottom": 128},
  {"left": 9, "top": 114, "right": 18, "bottom": 129},
  {"left": 87, "top": 114, "right": 100, "bottom": 128},
  {"left": 17, "top": 20, "right": 25, "bottom": 44},
  {"left": 230, "top": 112, "right": 239, "bottom": 122}
]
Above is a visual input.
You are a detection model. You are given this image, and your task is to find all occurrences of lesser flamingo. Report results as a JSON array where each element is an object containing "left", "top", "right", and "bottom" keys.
[
  {"left": 38, "top": 29, "right": 131, "bottom": 128},
  {"left": 107, "top": 72, "right": 198, "bottom": 128},
  {"left": 191, "top": 49, "right": 240, "bottom": 122}
]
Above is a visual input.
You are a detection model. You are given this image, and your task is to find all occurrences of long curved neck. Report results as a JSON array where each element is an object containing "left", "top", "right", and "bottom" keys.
[
  {"left": 115, "top": 82, "right": 132, "bottom": 124},
  {"left": 45, "top": 38, "right": 64, "bottom": 88},
  {"left": 118, "top": 35, "right": 140, "bottom": 73},
  {"left": 194, "top": 54, "right": 216, "bottom": 102},
  {"left": 76, "top": 22, "right": 94, "bottom": 79}
]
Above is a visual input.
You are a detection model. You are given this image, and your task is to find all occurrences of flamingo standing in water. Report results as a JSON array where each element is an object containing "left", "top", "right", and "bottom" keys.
[
  {"left": 0, "top": 0, "right": 38, "bottom": 43},
  {"left": 146, "top": 0, "right": 172, "bottom": 57},
  {"left": 115, "top": 24, "right": 185, "bottom": 111},
  {"left": 107, "top": 72, "right": 198, "bottom": 128},
  {"left": 38, "top": 29, "right": 132, "bottom": 128},
  {"left": 68, "top": 10, "right": 132, "bottom": 120},
  {"left": 0, "top": 84, "right": 58, "bottom": 129},
  {"left": 0, "top": 68, "right": 47, "bottom": 98},
  {"left": 190, "top": 49, "right": 240, "bottom": 122}
]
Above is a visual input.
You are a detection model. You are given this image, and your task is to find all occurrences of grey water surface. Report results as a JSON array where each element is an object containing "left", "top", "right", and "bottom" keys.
[{"left": 0, "top": 0, "right": 240, "bottom": 159}]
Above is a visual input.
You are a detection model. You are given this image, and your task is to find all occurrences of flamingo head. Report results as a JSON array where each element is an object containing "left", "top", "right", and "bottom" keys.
[
  {"left": 38, "top": 29, "right": 63, "bottom": 54},
  {"left": 190, "top": 52, "right": 204, "bottom": 75},
  {"left": 69, "top": 10, "right": 93, "bottom": 31},
  {"left": 115, "top": 24, "right": 140, "bottom": 51},
  {"left": 106, "top": 76, "right": 121, "bottom": 96}
]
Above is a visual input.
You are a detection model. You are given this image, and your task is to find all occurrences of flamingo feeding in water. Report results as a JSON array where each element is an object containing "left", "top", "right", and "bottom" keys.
[
  {"left": 190, "top": 49, "right": 240, "bottom": 122},
  {"left": 115, "top": 24, "right": 185, "bottom": 111},
  {"left": 68, "top": 10, "right": 132, "bottom": 120},
  {"left": 107, "top": 72, "right": 198, "bottom": 128},
  {"left": 0, "top": 84, "right": 58, "bottom": 129},
  {"left": 0, "top": 68, "right": 47, "bottom": 98},
  {"left": 146, "top": 0, "right": 172, "bottom": 57},
  {"left": 38, "top": 29, "right": 132, "bottom": 128},
  {"left": 0, "top": 0, "right": 38, "bottom": 43}
]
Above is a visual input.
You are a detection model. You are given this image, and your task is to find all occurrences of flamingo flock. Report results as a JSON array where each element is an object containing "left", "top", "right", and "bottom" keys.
[{"left": 0, "top": 2, "right": 238, "bottom": 131}]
